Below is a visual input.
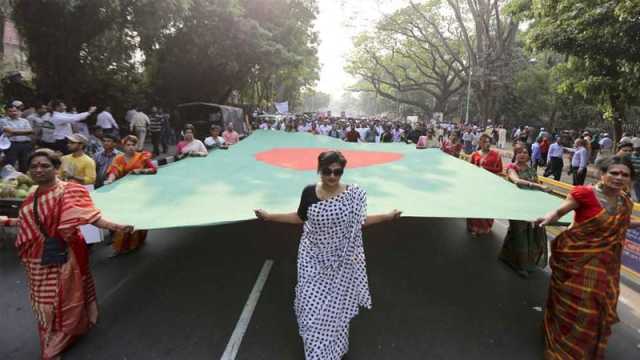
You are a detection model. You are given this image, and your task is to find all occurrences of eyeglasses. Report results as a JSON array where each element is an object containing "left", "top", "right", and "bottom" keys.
[
  {"left": 607, "top": 170, "right": 630, "bottom": 178},
  {"left": 321, "top": 168, "right": 344, "bottom": 177}
]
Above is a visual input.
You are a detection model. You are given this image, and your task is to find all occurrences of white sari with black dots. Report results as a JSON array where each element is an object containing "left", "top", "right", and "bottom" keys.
[{"left": 295, "top": 185, "right": 371, "bottom": 360}]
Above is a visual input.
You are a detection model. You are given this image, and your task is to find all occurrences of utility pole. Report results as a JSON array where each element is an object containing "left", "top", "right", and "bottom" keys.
[{"left": 465, "top": 57, "right": 473, "bottom": 125}]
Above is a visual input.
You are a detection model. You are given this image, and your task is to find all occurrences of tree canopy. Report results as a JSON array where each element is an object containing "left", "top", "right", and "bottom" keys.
[
  {"left": 347, "top": 0, "right": 519, "bottom": 124},
  {"left": 10, "top": 0, "right": 319, "bottom": 112},
  {"left": 513, "top": 0, "right": 640, "bottom": 140}
]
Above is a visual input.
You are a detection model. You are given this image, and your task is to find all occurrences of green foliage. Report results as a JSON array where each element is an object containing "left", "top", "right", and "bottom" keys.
[
  {"left": 10, "top": 0, "right": 318, "bottom": 112},
  {"left": 346, "top": 1, "right": 466, "bottom": 117},
  {"left": 520, "top": 0, "right": 640, "bottom": 139},
  {"left": 300, "top": 90, "right": 331, "bottom": 112}
]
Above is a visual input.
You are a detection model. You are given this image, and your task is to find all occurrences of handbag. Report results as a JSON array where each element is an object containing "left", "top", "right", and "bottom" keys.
[{"left": 34, "top": 189, "right": 68, "bottom": 265}]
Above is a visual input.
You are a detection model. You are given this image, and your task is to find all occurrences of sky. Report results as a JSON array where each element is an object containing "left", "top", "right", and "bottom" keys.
[{"left": 314, "top": 0, "right": 409, "bottom": 98}]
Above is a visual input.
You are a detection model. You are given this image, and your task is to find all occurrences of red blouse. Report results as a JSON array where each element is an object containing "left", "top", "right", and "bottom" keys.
[
  {"left": 570, "top": 185, "right": 603, "bottom": 223},
  {"left": 470, "top": 150, "right": 503, "bottom": 174}
]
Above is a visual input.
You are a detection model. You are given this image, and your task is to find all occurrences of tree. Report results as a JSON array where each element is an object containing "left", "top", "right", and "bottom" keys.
[
  {"left": 346, "top": 0, "right": 519, "bottom": 124},
  {"left": 515, "top": 0, "right": 640, "bottom": 141},
  {"left": 150, "top": 0, "right": 319, "bottom": 108},
  {"left": 346, "top": 3, "right": 467, "bottom": 117},
  {"left": 10, "top": 0, "right": 318, "bottom": 112},
  {"left": 300, "top": 90, "right": 331, "bottom": 112},
  {"left": 406, "top": 0, "right": 519, "bottom": 125}
]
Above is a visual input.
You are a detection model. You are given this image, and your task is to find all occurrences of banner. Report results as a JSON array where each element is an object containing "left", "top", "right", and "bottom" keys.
[
  {"left": 623, "top": 228, "right": 640, "bottom": 281},
  {"left": 92, "top": 131, "right": 568, "bottom": 230}
]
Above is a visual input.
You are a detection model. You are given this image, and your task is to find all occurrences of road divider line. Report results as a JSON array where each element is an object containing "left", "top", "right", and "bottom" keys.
[{"left": 220, "top": 259, "right": 274, "bottom": 360}]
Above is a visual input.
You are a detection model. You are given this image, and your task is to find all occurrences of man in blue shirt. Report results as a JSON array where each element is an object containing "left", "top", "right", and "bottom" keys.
[
  {"left": 570, "top": 138, "right": 588, "bottom": 185},
  {"left": 93, "top": 133, "right": 121, "bottom": 188}
]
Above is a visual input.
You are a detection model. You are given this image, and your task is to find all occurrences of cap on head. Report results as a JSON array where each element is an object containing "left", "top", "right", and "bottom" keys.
[{"left": 66, "top": 133, "right": 88, "bottom": 145}]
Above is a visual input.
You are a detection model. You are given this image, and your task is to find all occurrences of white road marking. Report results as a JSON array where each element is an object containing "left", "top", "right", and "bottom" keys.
[{"left": 220, "top": 259, "right": 274, "bottom": 360}]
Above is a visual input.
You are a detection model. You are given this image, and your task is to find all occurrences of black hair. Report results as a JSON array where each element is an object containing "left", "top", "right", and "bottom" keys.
[
  {"left": 102, "top": 133, "right": 119, "bottom": 142},
  {"left": 4, "top": 103, "right": 17, "bottom": 110},
  {"left": 596, "top": 155, "right": 635, "bottom": 179},
  {"left": 317, "top": 150, "right": 347, "bottom": 173},
  {"left": 619, "top": 142, "right": 633, "bottom": 149},
  {"left": 28, "top": 148, "right": 62, "bottom": 169},
  {"left": 50, "top": 99, "right": 64, "bottom": 109}
]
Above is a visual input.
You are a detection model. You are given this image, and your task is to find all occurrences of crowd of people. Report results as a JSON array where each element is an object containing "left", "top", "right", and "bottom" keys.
[
  {"left": 253, "top": 115, "right": 640, "bottom": 199},
  {"left": 0, "top": 103, "right": 639, "bottom": 359}
]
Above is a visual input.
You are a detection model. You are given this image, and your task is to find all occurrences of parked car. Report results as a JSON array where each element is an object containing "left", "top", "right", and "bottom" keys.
[{"left": 176, "top": 102, "right": 247, "bottom": 140}]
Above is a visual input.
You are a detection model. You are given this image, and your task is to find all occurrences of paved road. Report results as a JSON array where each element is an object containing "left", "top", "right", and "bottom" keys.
[{"left": 1, "top": 218, "right": 639, "bottom": 359}]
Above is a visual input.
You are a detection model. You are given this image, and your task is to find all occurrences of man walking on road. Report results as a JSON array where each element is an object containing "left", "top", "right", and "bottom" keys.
[
  {"left": 96, "top": 106, "right": 119, "bottom": 136},
  {"left": 571, "top": 138, "right": 588, "bottom": 185},
  {"left": 544, "top": 137, "right": 564, "bottom": 181},
  {"left": 129, "top": 108, "right": 150, "bottom": 151},
  {"left": 27, "top": 103, "right": 56, "bottom": 149}
]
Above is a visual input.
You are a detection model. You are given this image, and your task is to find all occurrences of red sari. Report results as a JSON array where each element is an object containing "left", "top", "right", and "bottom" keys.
[
  {"left": 441, "top": 140, "right": 462, "bottom": 158},
  {"left": 16, "top": 181, "right": 102, "bottom": 360},
  {"left": 107, "top": 151, "right": 156, "bottom": 254},
  {"left": 467, "top": 150, "right": 503, "bottom": 234},
  {"left": 544, "top": 186, "right": 632, "bottom": 359}
]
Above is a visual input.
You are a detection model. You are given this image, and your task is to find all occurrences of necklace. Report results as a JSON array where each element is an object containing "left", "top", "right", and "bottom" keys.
[
  {"left": 594, "top": 183, "right": 621, "bottom": 215},
  {"left": 316, "top": 183, "right": 344, "bottom": 200}
]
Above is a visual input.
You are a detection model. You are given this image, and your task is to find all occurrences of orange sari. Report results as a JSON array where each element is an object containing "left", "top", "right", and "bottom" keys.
[
  {"left": 107, "top": 151, "right": 155, "bottom": 254},
  {"left": 544, "top": 193, "right": 632, "bottom": 359},
  {"left": 107, "top": 151, "right": 156, "bottom": 180},
  {"left": 16, "top": 182, "right": 102, "bottom": 359}
]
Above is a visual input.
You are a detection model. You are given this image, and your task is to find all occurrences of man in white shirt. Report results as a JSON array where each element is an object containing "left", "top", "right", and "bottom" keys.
[
  {"left": 125, "top": 107, "right": 137, "bottom": 127},
  {"left": 598, "top": 133, "right": 613, "bottom": 158},
  {"left": 1, "top": 103, "right": 33, "bottom": 172},
  {"left": 204, "top": 125, "right": 227, "bottom": 149},
  {"left": 129, "top": 110, "right": 150, "bottom": 151},
  {"left": 27, "top": 103, "right": 56, "bottom": 148},
  {"left": 497, "top": 126, "right": 507, "bottom": 149},
  {"left": 96, "top": 106, "right": 119, "bottom": 136},
  {"left": 50, "top": 100, "right": 96, "bottom": 154}
]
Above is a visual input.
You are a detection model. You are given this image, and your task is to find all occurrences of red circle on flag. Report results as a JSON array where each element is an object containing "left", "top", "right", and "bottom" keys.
[{"left": 255, "top": 148, "right": 404, "bottom": 171}]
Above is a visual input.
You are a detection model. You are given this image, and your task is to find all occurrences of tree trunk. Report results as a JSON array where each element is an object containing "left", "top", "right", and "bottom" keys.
[{"left": 609, "top": 94, "right": 625, "bottom": 149}]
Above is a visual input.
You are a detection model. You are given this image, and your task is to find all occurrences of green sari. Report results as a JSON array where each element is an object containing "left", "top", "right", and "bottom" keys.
[{"left": 499, "top": 164, "right": 548, "bottom": 276}]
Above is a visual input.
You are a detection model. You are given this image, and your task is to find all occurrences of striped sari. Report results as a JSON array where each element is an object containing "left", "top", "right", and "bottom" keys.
[
  {"left": 16, "top": 181, "right": 102, "bottom": 360},
  {"left": 544, "top": 193, "right": 632, "bottom": 359}
]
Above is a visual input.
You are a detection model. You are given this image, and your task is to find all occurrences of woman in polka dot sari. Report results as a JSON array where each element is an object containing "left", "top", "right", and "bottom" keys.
[{"left": 255, "top": 150, "right": 401, "bottom": 360}]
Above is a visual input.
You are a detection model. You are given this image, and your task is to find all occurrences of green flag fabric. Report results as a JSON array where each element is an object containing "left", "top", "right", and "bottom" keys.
[{"left": 92, "top": 130, "right": 567, "bottom": 230}]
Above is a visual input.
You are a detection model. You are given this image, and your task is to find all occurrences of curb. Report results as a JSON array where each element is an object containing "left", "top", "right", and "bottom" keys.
[{"left": 152, "top": 156, "right": 176, "bottom": 168}]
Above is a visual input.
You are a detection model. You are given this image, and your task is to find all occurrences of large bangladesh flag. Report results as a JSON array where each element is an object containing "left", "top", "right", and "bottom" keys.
[{"left": 92, "top": 130, "right": 566, "bottom": 230}]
